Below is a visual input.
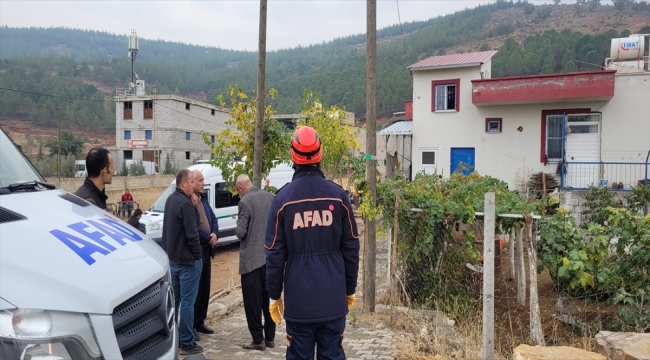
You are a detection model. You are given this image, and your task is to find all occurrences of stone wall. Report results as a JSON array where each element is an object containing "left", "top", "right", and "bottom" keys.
[
  {"left": 46, "top": 175, "right": 175, "bottom": 193},
  {"left": 560, "top": 190, "right": 628, "bottom": 225}
]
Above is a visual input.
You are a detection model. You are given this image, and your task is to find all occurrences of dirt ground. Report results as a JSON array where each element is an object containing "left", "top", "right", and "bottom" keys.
[
  {"left": 489, "top": 244, "right": 608, "bottom": 356},
  {"left": 208, "top": 243, "right": 242, "bottom": 294}
]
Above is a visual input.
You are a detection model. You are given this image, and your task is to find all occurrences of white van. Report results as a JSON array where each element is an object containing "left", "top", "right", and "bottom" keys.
[
  {"left": 141, "top": 162, "right": 293, "bottom": 245},
  {"left": 74, "top": 160, "right": 87, "bottom": 178},
  {"left": 0, "top": 128, "right": 178, "bottom": 359}
]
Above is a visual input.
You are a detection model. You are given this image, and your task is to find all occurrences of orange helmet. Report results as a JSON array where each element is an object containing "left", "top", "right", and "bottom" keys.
[{"left": 291, "top": 126, "right": 322, "bottom": 165}]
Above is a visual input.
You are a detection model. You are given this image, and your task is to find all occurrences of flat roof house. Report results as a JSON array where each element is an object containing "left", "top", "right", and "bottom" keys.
[{"left": 409, "top": 40, "right": 650, "bottom": 219}]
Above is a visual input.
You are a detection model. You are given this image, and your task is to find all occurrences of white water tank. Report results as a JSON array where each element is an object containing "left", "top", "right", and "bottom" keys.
[
  {"left": 135, "top": 80, "right": 146, "bottom": 96},
  {"left": 610, "top": 36, "right": 645, "bottom": 61}
]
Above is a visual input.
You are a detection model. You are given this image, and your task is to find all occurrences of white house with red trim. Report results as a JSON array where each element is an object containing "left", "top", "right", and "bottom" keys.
[{"left": 409, "top": 47, "right": 650, "bottom": 195}]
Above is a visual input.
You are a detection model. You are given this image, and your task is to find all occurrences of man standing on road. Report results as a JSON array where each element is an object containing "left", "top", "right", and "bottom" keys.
[
  {"left": 161, "top": 169, "right": 203, "bottom": 356},
  {"left": 235, "top": 174, "right": 276, "bottom": 351},
  {"left": 265, "top": 126, "right": 360, "bottom": 360},
  {"left": 74, "top": 148, "right": 114, "bottom": 210},
  {"left": 191, "top": 169, "right": 219, "bottom": 339}
]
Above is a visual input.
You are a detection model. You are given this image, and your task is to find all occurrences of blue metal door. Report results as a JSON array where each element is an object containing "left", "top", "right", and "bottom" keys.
[{"left": 450, "top": 148, "right": 475, "bottom": 175}]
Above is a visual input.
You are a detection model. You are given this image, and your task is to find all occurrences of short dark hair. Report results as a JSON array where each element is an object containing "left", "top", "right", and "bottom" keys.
[
  {"left": 85, "top": 148, "right": 111, "bottom": 178},
  {"left": 133, "top": 208, "right": 143, "bottom": 217},
  {"left": 176, "top": 169, "right": 191, "bottom": 187}
]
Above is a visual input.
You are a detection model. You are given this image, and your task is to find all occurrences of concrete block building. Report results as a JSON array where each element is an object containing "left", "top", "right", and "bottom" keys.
[{"left": 114, "top": 84, "right": 230, "bottom": 172}]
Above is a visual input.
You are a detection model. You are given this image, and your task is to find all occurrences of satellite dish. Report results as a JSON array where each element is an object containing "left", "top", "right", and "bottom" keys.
[{"left": 128, "top": 51, "right": 131, "bottom": 58}]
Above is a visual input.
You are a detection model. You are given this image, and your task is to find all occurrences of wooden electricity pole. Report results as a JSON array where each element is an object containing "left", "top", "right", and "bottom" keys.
[
  {"left": 363, "top": 0, "right": 377, "bottom": 313},
  {"left": 57, "top": 107, "right": 62, "bottom": 186},
  {"left": 253, "top": 0, "right": 267, "bottom": 188}
]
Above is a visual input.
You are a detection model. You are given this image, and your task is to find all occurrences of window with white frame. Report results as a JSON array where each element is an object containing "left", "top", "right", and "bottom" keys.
[
  {"left": 545, "top": 113, "right": 600, "bottom": 161},
  {"left": 434, "top": 84, "right": 456, "bottom": 111},
  {"left": 545, "top": 114, "right": 564, "bottom": 161},
  {"left": 419, "top": 148, "right": 437, "bottom": 175}
]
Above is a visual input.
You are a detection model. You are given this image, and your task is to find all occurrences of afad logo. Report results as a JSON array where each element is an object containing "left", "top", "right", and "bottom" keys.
[{"left": 620, "top": 41, "right": 639, "bottom": 50}]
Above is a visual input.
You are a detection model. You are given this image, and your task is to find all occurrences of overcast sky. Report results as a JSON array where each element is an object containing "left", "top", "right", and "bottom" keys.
[{"left": 0, "top": 1, "right": 614, "bottom": 51}]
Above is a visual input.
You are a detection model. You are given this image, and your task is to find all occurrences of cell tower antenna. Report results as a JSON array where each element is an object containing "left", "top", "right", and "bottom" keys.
[{"left": 128, "top": 29, "right": 139, "bottom": 87}]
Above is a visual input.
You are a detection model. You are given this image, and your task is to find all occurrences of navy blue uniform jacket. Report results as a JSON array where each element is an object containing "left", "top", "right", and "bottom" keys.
[{"left": 265, "top": 166, "right": 359, "bottom": 323}]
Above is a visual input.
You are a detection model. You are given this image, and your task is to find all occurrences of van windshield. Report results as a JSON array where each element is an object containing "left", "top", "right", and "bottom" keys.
[
  {"left": 0, "top": 129, "right": 44, "bottom": 187},
  {"left": 151, "top": 184, "right": 175, "bottom": 212}
]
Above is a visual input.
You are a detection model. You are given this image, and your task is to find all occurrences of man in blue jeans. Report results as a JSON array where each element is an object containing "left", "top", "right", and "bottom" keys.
[{"left": 161, "top": 169, "right": 204, "bottom": 355}]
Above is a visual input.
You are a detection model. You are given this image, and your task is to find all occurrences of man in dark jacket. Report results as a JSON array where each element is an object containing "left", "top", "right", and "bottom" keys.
[
  {"left": 265, "top": 126, "right": 360, "bottom": 360},
  {"left": 190, "top": 169, "right": 219, "bottom": 337},
  {"left": 127, "top": 208, "right": 143, "bottom": 231},
  {"left": 74, "top": 148, "right": 114, "bottom": 210},
  {"left": 161, "top": 169, "right": 203, "bottom": 356},
  {"left": 236, "top": 174, "right": 276, "bottom": 351}
]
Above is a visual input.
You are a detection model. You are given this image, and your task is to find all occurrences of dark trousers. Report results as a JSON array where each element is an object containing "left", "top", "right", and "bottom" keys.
[
  {"left": 285, "top": 316, "right": 346, "bottom": 360},
  {"left": 194, "top": 246, "right": 211, "bottom": 328},
  {"left": 241, "top": 265, "right": 275, "bottom": 344}
]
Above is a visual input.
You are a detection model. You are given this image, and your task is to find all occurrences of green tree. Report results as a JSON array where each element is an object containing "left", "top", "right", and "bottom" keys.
[
  {"left": 589, "top": 0, "right": 600, "bottom": 11},
  {"left": 163, "top": 153, "right": 175, "bottom": 174},
  {"left": 296, "top": 91, "right": 361, "bottom": 182},
  {"left": 204, "top": 86, "right": 292, "bottom": 191},
  {"left": 36, "top": 135, "right": 44, "bottom": 161},
  {"left": 129, "top": 160, "right": 146, "bottom": 176},
  {"left": 479, "top": 43, "right": 490, "bottom": 51},
  {"left": 120, "top": 159, "right": 129, "bottom": 176},
  {"left": 44, "top": 131, "right": 85, "bottom": 157}
]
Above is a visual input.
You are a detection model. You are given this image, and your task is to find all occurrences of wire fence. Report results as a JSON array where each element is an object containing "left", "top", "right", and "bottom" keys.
[{"left": 360, "top": 209, "right": 615, "bottom": 359}]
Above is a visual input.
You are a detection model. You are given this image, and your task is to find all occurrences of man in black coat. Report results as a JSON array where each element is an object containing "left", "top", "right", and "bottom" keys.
[
  {"left": 74, "top": 148, "right": 114, "bottom": 210},
  {"left": 161, "top": 169, "right": 204, "bottom": 356},
  {"left": 127, "top": 208, "right": 143, "bottom": 231}
]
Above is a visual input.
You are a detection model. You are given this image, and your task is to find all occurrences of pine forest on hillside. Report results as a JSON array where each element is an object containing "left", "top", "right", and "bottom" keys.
[{"left": 0, "top": 1, "right": 649, "bottom": 132}]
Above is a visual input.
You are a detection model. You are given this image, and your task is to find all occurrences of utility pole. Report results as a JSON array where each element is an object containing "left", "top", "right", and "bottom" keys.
[
  {"left": 57, "top": 107, "right": 62, "bottom": 186},
  {"left": 363, "top": 0, "right": 377, "bottom": 313},
  {"left": 253, "top": 0, "right": 267, "bottom": 188}
]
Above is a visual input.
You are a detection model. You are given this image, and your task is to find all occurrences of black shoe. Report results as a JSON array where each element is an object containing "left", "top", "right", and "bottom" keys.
[
  {"left": 180, "top": 343, "right": 203, "bottom": 355},
  {"left": 193, "top": 330, "right": 201, "bottom": 341},
  {"left": 264, "top": 340, "right": 275, "bottom": 348},
  {"left": 242, "top": 341, "right": 266, "bottom": 351},
  {"left": 195, "top": 323, "right": 214, "bottom": 334}
]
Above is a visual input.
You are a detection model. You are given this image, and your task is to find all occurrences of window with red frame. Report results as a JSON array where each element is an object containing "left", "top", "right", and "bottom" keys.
[
  {"left": 432, "top": 79, "right": 460, "bottom": 112},
  {"left": 485, "top": 118, "right": 502, "bottom": 133}
]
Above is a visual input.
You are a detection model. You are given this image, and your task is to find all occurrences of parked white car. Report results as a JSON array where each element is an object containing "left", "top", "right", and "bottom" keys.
[{"left": 74, "top": 160, "right": 87, "bottom": 177}]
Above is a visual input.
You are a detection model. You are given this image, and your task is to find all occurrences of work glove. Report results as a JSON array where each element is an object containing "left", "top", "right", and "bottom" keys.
[
  {"left": 269, "top": 298, "right": 284, "bottom": 324},
  {"left": 347, "top": 295, "right": 356, "bottom": 310}
]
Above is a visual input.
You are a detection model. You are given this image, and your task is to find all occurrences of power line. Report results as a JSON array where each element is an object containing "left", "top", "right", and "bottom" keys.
[{"left": 0, "top": 87, "right": 107, "bottom": 102}]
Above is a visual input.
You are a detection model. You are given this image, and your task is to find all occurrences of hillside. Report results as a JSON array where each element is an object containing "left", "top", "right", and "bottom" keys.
[{"left": 1, "top": 1, "right": 649, "bottom": 146}]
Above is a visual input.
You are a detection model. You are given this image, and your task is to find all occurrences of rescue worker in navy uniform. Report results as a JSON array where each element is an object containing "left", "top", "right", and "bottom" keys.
[{"left": 265, "top": 126, "right": 360, "bottom": 360}]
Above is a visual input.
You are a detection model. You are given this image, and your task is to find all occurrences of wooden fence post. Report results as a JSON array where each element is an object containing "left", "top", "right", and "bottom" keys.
[
  {"left": 508, "top": 227, "right": 516, "bottom": 281},
  {"left": 516, "top": 226, "right": 526, "bottom": 307},
  {"left": 390, "top": 190, "right": 400, "bottom": 303},
  {"left": 526, "top": 215, "right": 545, "bottom": 345}
]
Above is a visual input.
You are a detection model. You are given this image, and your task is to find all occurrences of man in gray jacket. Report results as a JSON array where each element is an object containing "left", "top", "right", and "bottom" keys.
[{"left": 235, "top": 174, "right": 276, "bottom": 351}]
